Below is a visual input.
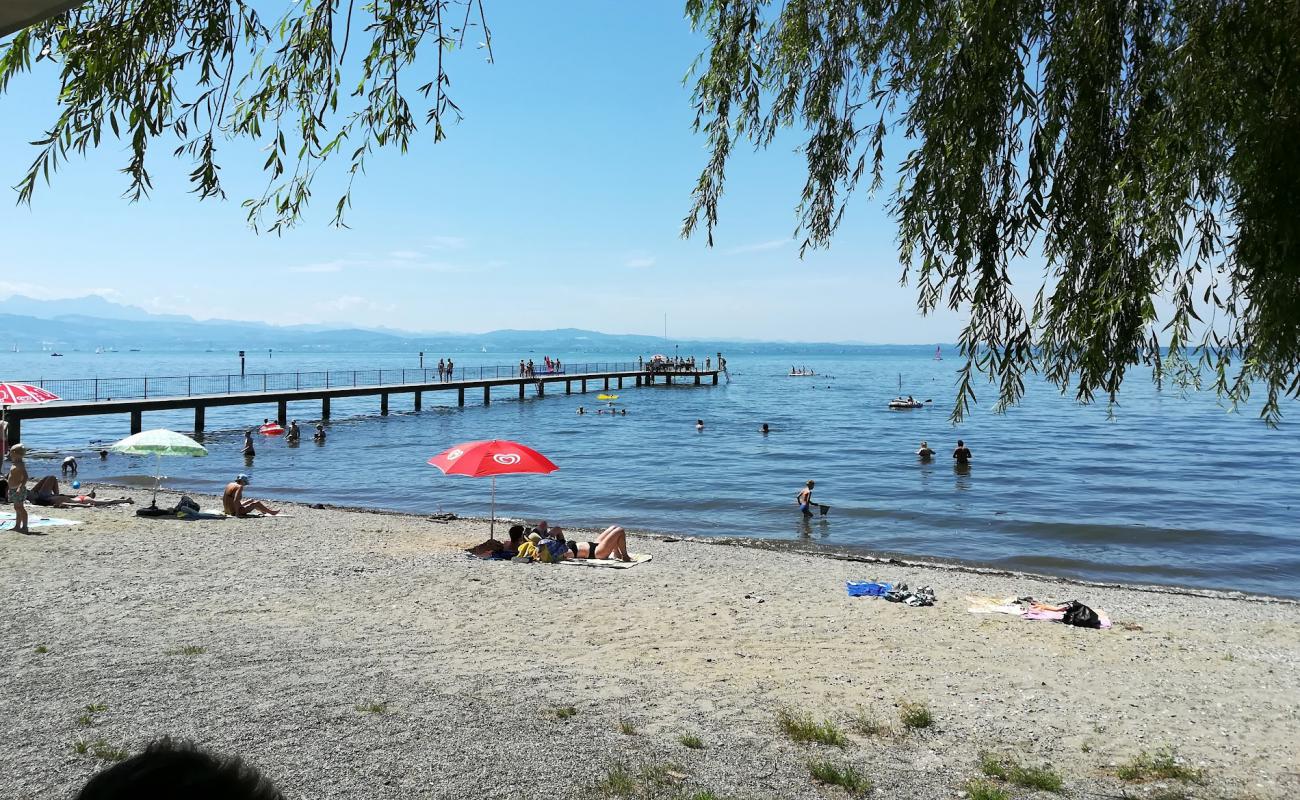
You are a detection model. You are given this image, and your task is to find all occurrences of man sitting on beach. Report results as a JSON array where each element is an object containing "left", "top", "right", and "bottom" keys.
[{"left": 222, "top": 474, "right": 281, "bottom": 517}]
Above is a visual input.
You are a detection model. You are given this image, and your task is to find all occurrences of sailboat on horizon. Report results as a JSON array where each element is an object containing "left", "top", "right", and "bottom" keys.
[{"left": 934, "top": 345, "right": 943, "bottom": 361}]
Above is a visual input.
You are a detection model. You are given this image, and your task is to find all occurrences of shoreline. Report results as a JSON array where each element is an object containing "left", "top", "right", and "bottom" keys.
[
  {"left": 4, "top": 487, "right": 1298, "bottom": 799},
  {"left": 99, "top": 481, "right": 1300, "bottom": 605}
]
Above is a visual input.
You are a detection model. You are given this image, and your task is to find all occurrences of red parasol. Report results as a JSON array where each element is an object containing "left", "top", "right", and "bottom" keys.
[
  {"left": 0, "top": 382, "right": 60, "bottom": 406},
  {"left": 428, "top": 440, "right": 558, "bottom": 538},
  {"left": 1, "top": 382, "right": 60, "bottom": 453}
]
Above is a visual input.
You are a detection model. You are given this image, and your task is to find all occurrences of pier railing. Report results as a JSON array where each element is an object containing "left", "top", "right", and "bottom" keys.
[{"left": 19, "top": 361, "right": 641, "bottom": 403}]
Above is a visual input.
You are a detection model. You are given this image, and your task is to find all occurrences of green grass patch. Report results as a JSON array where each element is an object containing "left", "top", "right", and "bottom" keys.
[
  {"left": 618, "top": 719, "right": 637, "bottom": 736},
  {"left": 898, "top": 700, "right": 933, "bottom": 729},
  {"left": 73, "top": 738, "right": 127, "bottom": 762},
  {"left": 166, "top": 645, "right": 206, "bottom": 656},
  {"left": 678, "top": 733, "right": 704, "bottom": 750},
  {"left": 965, "top": 779, "right": 1010, "bottom": 800},
  {"left": 979, "top": 753, "right": 1064, "bottom": 793},
  {"left": 594, "top": 761, "right": 686, "bottom": 798},
  {"left": 1116, "top": 750, "right": 1206, "bottom": 784},
  {"left": 553, "top": 705, "right": 578, "bottom": 720},
  {"left": 809, "top": 760, "right": 871, "bottom": 796},
  {"left": 849, "top": 708, "right": 890, "bottom": 737},
  {"left": 776, "top": 709, "right": 847, "bottom": 747},
  {"left": 355, "top": 701, "right": 388, "bottom": 714},
  {"left": 85, "top": 703, "right": 108, "bottom": 713},
  {"left": 75, "top": 714, "right": 94, "bottom": 728},
  {"left": 34, "top": 645, "right": 49, "bottom": 654}
]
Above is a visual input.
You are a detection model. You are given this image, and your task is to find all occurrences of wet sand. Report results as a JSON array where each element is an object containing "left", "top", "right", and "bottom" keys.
[{"left": 2, "top": 489, "right": 1297, "bottom": 799}]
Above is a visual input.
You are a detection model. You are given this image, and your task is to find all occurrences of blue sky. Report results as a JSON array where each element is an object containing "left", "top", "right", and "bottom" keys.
[{"left": 0, "top": 2, "right": 976, "bottom": 343}]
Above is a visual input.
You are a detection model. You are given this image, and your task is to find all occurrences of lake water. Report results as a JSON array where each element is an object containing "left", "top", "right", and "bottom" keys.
[{"left": 4, "top": 348, "right": 1298, "bottom": 597}]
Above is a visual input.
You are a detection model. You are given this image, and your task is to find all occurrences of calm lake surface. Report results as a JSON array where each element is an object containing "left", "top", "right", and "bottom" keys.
[{"left": 5, "top": 348, "right": 1298, "bottom": 597}]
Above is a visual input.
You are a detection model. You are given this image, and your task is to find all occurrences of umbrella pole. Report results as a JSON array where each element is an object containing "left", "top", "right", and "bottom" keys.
[
  {"left": 152, "top": 452, "right": 161, "bottom": 507},
  {"left": 490, "top": 475, "right": 496, "bottom": 540}
]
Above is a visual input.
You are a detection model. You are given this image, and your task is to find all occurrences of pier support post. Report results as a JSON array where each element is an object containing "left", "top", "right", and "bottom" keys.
[
  {"left": 618, "top": 377, "right": 624, "bottom": 389},
  {"left": 483, "top": 386, "right": 491, "bottom": 406},
  {"left": 713, "top": 373, "right": 719, "bottom": 385},
  {"left": 537, "top": 381, "right": 545, "bottom": 397},
  {"left": 666, "top": 375, "right": 673, "bottom": 385},
  {"left": 194, "top": 406, "right": 205, "bottom": 436},
  {"left": 414, "top": 391, "right": 422, "bottom": 411},
  {"left": 581, "top": 379, "right": 587, "bottom": 393},
  {"left": 130, "top": 410, "right": 142, "bottom": 434},
  {"left": 321, "top": 397, "right": 331, "bottom": 419},
  {"left": 518, "top": 383, "right": 525, "bottom": 400},
  {"left": 278, "top": 400, "right": 288, "bottom": 425},
  {"left": 695, "top": 374, "right": 701, "bottom": 385},
  {"left": 565, "top": 380, "right": 571, "bottom": 395},
  {"left": 458, "top": 388, "right": 465, "bottom": 407},
  {"left": 636, "top": 375, "right": 642, "bottom": 387},
  {"left": 6, "top": 417, "right": 19, "bottom": 448},
  {"left": 604, "top": 377, "right": 610, "bottom": 390},
  {"left": 380, "top": 393, "right": 389, "bottom": 416}
]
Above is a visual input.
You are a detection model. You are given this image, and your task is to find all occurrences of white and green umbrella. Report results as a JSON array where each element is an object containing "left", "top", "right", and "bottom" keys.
[{"left": 109, "top": 429, "right": 208, "bottom": 506}]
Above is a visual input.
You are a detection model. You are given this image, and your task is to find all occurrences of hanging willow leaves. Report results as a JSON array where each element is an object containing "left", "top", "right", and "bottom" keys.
[
  {"left": 683, "top": 0, "right": 1300, "bottom": 423},
  {"left": 0, "top": 0, "right": 492, "bottom": 233}
]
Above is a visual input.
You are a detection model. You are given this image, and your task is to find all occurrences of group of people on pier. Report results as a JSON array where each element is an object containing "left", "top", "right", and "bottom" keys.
[
  {"left": 640, "top": 352, "right": 725, "bottom": 374},
  {"left": 517, "top": 357, "right": 563, "bottom": 378}
]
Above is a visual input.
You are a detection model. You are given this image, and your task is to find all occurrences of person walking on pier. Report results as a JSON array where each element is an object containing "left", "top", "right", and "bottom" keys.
[
  {"left": 446, "top": 358, "right": 455, "bottom": 380},
  {"left": 527, "top": 359, "right": 535, "bottom": 378},
  {"left": 438, "top": 358, "right": 446, "bottom": 381}
]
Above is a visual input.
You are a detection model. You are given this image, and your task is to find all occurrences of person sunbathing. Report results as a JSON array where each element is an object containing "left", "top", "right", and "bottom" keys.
[
  {"left": 557, "top": 525, "right": 632, "bottom": 561},
  {"left": 29, "top": 476, "right": 134, "bottom": 508},
  {"left": 222, "top": 474, "right": 280, "bottom": 517}
]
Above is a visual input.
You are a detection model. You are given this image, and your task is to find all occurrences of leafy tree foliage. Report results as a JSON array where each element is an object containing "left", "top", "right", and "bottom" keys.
[
  {"left": 683, "top": 0, "right": 1299, "bottom": 422},
  {"left": 0, "top": 0, "right": 491, "bottom": 232}
]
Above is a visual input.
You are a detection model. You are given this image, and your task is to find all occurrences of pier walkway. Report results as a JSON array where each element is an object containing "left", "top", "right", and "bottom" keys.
[{"left": 3, "top": 362, "right": 720, "bottom": 442}]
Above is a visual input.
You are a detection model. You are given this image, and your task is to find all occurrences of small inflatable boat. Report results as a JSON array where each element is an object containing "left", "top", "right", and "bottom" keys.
[
  {"left": 888, "top": 398, "right": 925, "bottom": 409},
  {"left": 258, "top": 423, "right": 284, "bottom": 435}
]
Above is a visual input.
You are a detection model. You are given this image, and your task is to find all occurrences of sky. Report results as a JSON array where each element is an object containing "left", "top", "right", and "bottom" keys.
[{"left": 0, "top": 2, "right": 981, "bottom": 343}]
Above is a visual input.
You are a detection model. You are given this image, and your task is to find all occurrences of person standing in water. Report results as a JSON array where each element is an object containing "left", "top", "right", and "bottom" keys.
[
  {"left": 796, "top": 480, "right": 815, "bottom": 517},
  {"left": 695, "top": 419, "right": 704, "bottom": 431},
  {"left": 953, "top": 439, "right": 972, "bottom": 464},
  {"left": 242, "top": 431, "right": 255, "bottom": 457},
  {"left": 917, "top": 440, "right": 935, "bottom": 460}
]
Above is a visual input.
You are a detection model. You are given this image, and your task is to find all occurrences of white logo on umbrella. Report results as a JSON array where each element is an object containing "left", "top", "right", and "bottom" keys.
[
  {"left": 446, "top": 448, "right": 464, "bottom": 461},
  {"left": 492, "top": 453, "right": 521, "bottom": 466}
]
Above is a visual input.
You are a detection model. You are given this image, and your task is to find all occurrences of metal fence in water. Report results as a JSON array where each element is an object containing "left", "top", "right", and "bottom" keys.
[{"left": 20, "top": 362, "right": 642, "bottom": 402}]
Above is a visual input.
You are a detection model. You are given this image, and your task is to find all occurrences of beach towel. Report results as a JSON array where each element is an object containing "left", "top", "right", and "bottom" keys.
[
  {"left": 0, "top": 513, "right": 82, "bottom": 531},
  {"left": 560, "top": 553, "right": 652, "bottom": 569}
]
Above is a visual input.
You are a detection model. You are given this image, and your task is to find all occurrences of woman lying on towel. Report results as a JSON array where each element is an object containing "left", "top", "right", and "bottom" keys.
[
  {"left": 28, "top": 476, "right": 134, "bottom": 508},
  {"left": 524, "top": 525, "right": 631, "bottom": 562}
]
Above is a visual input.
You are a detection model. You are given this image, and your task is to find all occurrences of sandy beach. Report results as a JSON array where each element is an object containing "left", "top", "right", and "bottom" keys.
[{"left": 2, "top": 489, "right": 1298, "bottom": 800}]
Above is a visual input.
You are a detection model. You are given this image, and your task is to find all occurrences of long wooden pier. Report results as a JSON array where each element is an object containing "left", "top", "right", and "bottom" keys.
[{"left": 3, "top": 367, "right": 720, "bottom": 442}]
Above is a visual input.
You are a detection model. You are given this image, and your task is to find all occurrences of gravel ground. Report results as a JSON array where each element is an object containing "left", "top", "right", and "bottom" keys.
[{"left": 2, "top": 488, "right": 1298, "bottom": 800}]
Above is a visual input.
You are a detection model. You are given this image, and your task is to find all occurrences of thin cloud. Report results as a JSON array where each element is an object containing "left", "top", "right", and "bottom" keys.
[
  {"left": 625, "top": 256, "right": 656, "bottom": 268},
  {"left": 288, "top": 261, "right": 345, "bottom": 274},
  {"left": 389, "top": 249, "right": 422, "bottom": 260},
  {"left": 725, "top": 238, "right": 791, "bottom": 255},
  {"left": 425, "top": 235, "right": 467, "bottom": 250}
]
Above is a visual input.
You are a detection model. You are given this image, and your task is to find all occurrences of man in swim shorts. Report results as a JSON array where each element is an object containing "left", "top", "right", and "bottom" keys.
[
  {"left": 953, "top": 439, "right": 972, "bottom": 464},
  {"left": 796, "top": 480, "right": 815, "bottom": 517}
]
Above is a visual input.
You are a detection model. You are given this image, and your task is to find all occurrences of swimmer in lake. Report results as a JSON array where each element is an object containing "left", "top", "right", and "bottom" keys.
[
  {"left": 242, "top": 430, "right": 255, "bottom": 457},
  {"left": 696, "top": 419, "right": 704, "bottom": 431},
  {"left": 313, "top": 424, "right": 326, "bottom": 442},
  {"left": 917, "top": 440, "right": 935, "bottom": 460},
  {"left": 953, "top": 439, "right": 972, "bottom": 464},
  {"left": 761, "top": 423, "right": 770, "bottom": 434}
]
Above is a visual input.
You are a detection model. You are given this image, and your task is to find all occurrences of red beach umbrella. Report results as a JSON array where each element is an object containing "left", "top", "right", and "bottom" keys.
[
  {"left": 428, "top": 439, "right": 558, "bottom": 539},
  {"left": 0, "top": 382, "right": 60, "bottom": 406},
  {"left": 1, "top": 382, "right": 61, "bottom": 453}
]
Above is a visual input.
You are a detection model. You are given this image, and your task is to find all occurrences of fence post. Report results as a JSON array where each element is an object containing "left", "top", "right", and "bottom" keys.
[
  {"left": 296, "top": 372, "right": 300, "bottom": 390},
  {"left": 326, "top": 372, "right": 331, "bottom": 388},
  {"left": 144, "top": 377, "right": 149, "bottom": 398},
  {"left": 227, "top": 375, "right": 231, "bottom": 393},
  {"left": 187, "top": 376, "right": 192, "bottom": 396},
  {"left": 94, "top": 379, "right": 99, "bottom": 401},
  {"left": 262, "top": 373, "right": 267, "bottom": 391},
  {"left": 353, "top": 371, "right": 357, "bottom": 387}
]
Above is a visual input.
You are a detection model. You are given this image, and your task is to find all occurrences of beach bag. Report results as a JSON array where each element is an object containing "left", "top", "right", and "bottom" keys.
[
  {"left": 176, "top": 496, "right": 200, "bottom": 515},
  {"left": 1061, "top": 601, "right": 1101, "bottom": 629}
]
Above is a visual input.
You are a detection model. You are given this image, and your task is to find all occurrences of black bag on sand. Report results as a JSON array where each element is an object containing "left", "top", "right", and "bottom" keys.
[
  {"left": 176, "top": 496, "right": 200, "bottom": 515},
  {"left": 1061, "top": 600, "right": 1101, "bottom": 629}
]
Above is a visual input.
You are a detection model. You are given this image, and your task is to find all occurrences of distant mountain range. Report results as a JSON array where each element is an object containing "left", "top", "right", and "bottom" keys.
[{"left": 0, "top": 294, "right": 934, "bottom": 355}]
